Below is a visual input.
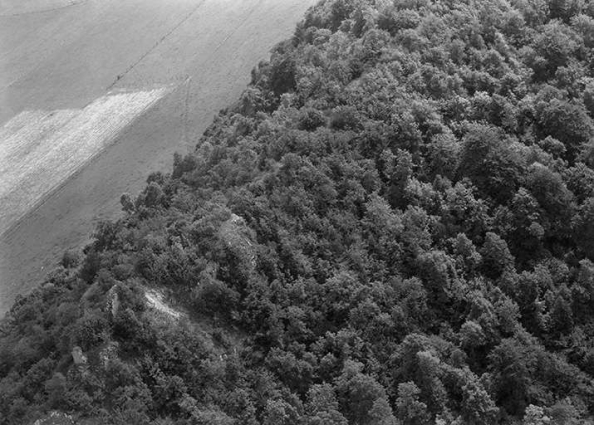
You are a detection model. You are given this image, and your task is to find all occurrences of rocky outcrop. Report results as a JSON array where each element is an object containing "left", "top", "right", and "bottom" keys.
[
  {"left": 106, "top": 285, "right": 119, "bottom": 319},
  {"left": 218, "top": 213, "right": 256, "bottom": 269},
  {"left": 32, "top": 411, "right": 75, "bottom": 425},
  {"left": 71, "top": 346, "right": 87, "bottom": 366}
]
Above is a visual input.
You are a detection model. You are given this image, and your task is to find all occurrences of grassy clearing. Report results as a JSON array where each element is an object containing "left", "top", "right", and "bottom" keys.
[{"left": 0, "top": 88, "right": 169, "bottom": 236}]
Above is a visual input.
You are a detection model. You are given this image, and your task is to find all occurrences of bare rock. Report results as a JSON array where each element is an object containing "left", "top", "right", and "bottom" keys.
[
  {"left": 32, "top": 411, "right": 75, "bottom": 425},
  {"left": 71, "top": 346, "right": 87, "bottom": 366},
  {"left": 106, "top": 285, "right": 119, "bottom": 319},
  {"left": 219, "top": 213, "right": 256, "bottom": 269}
]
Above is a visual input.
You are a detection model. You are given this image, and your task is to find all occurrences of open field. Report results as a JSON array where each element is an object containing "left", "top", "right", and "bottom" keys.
[
  {"left": 0, "top": 0, "right": 316, "bottom": 315},
  {"left": 0, "top": 87, "right": 169, "bottom": 236}
]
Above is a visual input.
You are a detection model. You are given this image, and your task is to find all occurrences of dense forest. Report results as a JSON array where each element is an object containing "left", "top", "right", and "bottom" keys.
[{"left": 3, "top": 0, "right": 594, "bottom": 423}]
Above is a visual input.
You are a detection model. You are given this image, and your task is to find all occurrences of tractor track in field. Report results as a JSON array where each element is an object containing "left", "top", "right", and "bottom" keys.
[
  {"left": 0, "top": 0, "right": 88, "bottom": 17},
  {"left": 105, "top": 0, "right": 207, "bottom": 92}
]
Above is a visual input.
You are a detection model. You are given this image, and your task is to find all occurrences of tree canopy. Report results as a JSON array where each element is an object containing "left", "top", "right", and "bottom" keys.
[{"left": 3, "top": 0, "right": 594, "bottom": 423}]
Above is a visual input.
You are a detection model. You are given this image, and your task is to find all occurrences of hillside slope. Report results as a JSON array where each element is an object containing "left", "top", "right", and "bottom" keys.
[
  {"left": 0, "top": 0, "right": 316, "bottom": 315},
  {"left": 3, "top": 0, "right": 594, "bottom": 424}
]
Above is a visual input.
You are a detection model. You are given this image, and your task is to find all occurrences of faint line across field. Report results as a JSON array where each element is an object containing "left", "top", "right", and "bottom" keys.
[
  {"left": 183, "top": 0, "right": 263, "bottom": 143},
  {"left": 210, "top": 0, "right": 263, "bottom": 56},
  {"left": 0, "top": 0, "right": 89, "bottom": 17},
  {"left": 106, "top": 0, "right": 207, "bottom": 91}
]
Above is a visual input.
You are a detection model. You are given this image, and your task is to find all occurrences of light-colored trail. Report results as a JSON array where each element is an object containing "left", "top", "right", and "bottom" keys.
[{"left": 0, "top": 0, "right": 316, "bottom": 316}]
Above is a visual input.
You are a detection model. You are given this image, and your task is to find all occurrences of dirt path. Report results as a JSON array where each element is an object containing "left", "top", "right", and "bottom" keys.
[{"left": 0, "top": 0, "right": 316, "bottom": 315}]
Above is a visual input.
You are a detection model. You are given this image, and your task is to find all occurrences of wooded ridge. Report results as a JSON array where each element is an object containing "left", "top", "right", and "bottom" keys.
[{"left": 3, "top": 0, "right": 594, "bottom": 423}]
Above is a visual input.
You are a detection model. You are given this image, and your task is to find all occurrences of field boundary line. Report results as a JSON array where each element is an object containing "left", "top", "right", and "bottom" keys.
[
  {"left": 183, "top": 0, "right": 263, "bottom": 144},
  {"left": 106, "top": 0, "right": 207, "bottom": 92},
  {"left": 209, "top": 0, "right": 264, "bottom": 57}
]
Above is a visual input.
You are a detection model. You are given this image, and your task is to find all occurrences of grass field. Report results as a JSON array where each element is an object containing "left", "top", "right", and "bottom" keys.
[{"left": 0, "top": 0, "right": 316, "bottom": 315}]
